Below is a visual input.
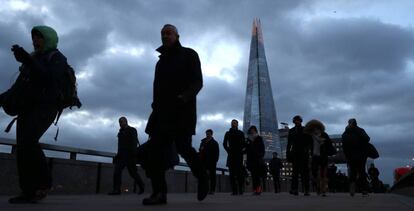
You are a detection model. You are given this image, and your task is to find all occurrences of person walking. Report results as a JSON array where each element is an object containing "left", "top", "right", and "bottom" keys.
[
  {"left": 2, "top": 26, "right": 72, "bottom": 204},
  {"left": 108, "top": 117, "right": 145, "bottom": 195},
  {"left": 199, "top": 129, "right": 220, "bottom": 194},
  {"left": 304, "top": 119, "right": 335, "bottom": 197},
  {"left": 269, "top": 152, "right": 283, "bottom": 193},
  {"left": 143, "top": 24, "right": 208, "bottom": 205},
  {"left": 223, "top": 119, "right": 246, "bottom": 195},
  {"left": 245, "top": 126, "right": 266, "bottom": 195},
  {"left": 342, "top": 118, "right": 370, "bottom": 196},
  {"left": 286, "top": 115, "right": 312, "bottom": 196}
]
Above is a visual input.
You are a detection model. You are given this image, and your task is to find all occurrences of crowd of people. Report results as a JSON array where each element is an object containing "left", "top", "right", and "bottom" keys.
[{"left": 0, "top": 23, "right": 382, "bottom": 206}]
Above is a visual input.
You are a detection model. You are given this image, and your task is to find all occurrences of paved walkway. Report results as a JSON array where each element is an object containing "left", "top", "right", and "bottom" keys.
[{"left": 0, "top": 193, "right": 413, "bottom": 211}]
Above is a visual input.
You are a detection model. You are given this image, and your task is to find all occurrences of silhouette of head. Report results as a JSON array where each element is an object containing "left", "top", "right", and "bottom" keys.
[
  {"left": 119, "top": 116, "right": 128, "bottom": 129},
  {"left": 161, "top": 24, "right": 179, "bottom": 48},
  {"left": 272, "top": 152, "right": 278, "bottom": 158},
  {"left": 31, "top": 25, "right": 58, "bottom": 53},
  {"left": 206, "top": 129, "right": 213, "bottom": 138},
  {"left": 348, "top": 118, "right": 357, "bottom": 127},
  {"left": 292, "top": 115, "right": 303, "bottom": 126},
  {"left": 247, "top": 125, "right": 258, "bottom": 135},
  {"left": 231, "top": 119, "right": 238, "bottom": 129}
]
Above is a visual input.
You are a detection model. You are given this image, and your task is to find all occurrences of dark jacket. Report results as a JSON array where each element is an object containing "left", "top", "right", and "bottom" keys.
[
  {"left": 223, "top": 128, "right": 245, "bottom": 167},
  {"left": 199, "top": 138, "right": 220, "bottom": 166},
  {"left": 245, "top": 136, "right": 265, "bottom": 171},
  {"left": 2, "top": 49, "right": 67, "bottom": 114},
  {"left": 269, "top": 157, "right": 283, "bottom": 176},
  {"left": 145, "top": 42, "right": 203, "bottom": 136},
  {"left": 341, "top": 126, "right": 370, "bottom": 160},
  {"left": 311, "top": 132, "right": 334, "bottom": 158},
  {"left": 287, "top": 126, "right": 312, "bottom": 160},
  {"left": 117, "top": 126, "right": 139, "bottom": 156}
]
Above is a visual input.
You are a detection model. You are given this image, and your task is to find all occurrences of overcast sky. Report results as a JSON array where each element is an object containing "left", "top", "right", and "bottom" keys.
[{"left": 1, "top": 0, "right": 414, "bottom": 185}]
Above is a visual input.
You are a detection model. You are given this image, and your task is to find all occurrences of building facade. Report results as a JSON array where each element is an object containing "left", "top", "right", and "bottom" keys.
[{"left": 243, "top": 18, "right": 281, "bottom": 159}]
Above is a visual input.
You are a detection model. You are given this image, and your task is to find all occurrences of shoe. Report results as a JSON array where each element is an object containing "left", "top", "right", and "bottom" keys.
[
  {"left": 231, "top": 192, "right": 238, "bottom": 196},
  {"left": 304, "top": 192, "right": 310, "bottom": 196},
  {"left": 321, "top": 193, "right": 327, "bottom": 197},
  {"left": 108, "top": 190, "right": 121, "bottom": 195},
  {"left": 208, "top": 191, "right": 215, "bottom": 195},
  {"left": 142, "top": 193, "right": 167, "bottom": 205},
  {"left": 33, "top": 188, "right": 50, "bottom": 202},
  {"left": 350, "top": 183, "right": 355, "bottom": 197},
  {"left": 8, "top": 195, "right": 37, "bottom": 204},
  {"left": 362, "top": 191, "right": 369, "bottom": 197},
  {"left": 137, "top": 182, "right": 145, "bottom": 195},
  {"left": 290, "top": 190, "right": 299, "bottom": 196},
  {"left": 197, "top": 173, "right": 209, "bottom": 201}
]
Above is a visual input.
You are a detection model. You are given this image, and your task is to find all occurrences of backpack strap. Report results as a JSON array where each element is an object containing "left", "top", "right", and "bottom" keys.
[
  {"left": 53, "top": 109, "right": 63, "bottom": 141},
  {"left": 5, "top": 117, "right": 18, "bottom": 133}
]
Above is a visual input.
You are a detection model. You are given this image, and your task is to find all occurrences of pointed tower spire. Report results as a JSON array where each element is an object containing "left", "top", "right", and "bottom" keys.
[{"left": 243, "top": 18, "right": 281, "bottom": 158}]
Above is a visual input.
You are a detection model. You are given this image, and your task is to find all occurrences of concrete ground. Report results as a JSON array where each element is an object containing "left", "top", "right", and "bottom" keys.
[{"left": 0, "top": 193, "right": 413, "bottom": 211}]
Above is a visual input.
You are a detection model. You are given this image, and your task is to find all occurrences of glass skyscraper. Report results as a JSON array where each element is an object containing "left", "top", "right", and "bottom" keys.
[{"left": 243, "top": 18, "right": 281, "bottom": 158}]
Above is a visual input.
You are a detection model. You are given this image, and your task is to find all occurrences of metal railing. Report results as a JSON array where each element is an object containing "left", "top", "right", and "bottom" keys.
[{"left": 0, "top": 137, "right": 228, "bottom": 175}]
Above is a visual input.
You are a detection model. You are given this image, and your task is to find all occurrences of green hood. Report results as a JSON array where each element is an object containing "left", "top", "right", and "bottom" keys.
[{"left": 31, "top": 25, "right": 59, "bottom": 53}]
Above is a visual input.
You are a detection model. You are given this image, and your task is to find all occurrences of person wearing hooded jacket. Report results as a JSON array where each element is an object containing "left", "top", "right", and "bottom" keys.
[
  {"left": 2, "top": 26, "right": 67, "bottom": 204},
  {"left": 304, "top": 119, "right": 334, "bottom": 197}
]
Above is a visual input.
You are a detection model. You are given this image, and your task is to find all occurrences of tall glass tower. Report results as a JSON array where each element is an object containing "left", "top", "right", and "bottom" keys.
[{"left": 243, "top": 18, "right": 281, "bottom": 158}]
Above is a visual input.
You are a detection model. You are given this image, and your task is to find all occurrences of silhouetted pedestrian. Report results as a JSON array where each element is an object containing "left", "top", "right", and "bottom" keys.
[
  {"left": 108, "top": 117, "right": 144, "bottom": 195},
  {"left": 199, "top": 129, "right": 220, "bottom": 194},
  {"left": 1, "top": 26, "right": 71, "bottom": 204},
  {"left": 269, "top": 152, "right": 283, "bottom": 193},
  {"left": 287, "top": 115, "right": 312, "bottom": 196},
  {"left": 245, "top": 126, "right": 265, "bottom": 195},
  {"left": 368, "top": 163, "right": 383, "bottom": 193},
  {"left": 305, "top": 119, "right": 335, "bottom": 197},
  {"left": 143, "top": 24, "right": 208, "bottom": 205},
  {"left": 342, "top": 118, "right": 370, "bottom": 196},
  {"left": 223, "top": 119, "right": 246, "bottom": 195},
  {"left": 327, "top": 163, "right": 338, "bottom": 192}
]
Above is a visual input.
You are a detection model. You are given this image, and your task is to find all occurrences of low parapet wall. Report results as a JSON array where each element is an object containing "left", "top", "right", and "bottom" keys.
[
  {"left": 391, "top": 168, "right": 414, "bottom": 197},
  {"left": 0, "top": 152, "right": 235, "bottom": 195}
]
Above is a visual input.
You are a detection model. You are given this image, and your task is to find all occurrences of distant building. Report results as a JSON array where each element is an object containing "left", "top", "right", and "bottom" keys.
[
  {"left": 243, "top": 18, "right": 281, "bottom": 159},
  {"left": 270, "top": 134, "right": 346, "bottom": 178}
]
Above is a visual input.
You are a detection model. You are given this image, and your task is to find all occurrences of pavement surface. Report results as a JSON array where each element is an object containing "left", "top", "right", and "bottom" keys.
[{"left": 0, "top": 193, "right": 413, "bottom": 211}]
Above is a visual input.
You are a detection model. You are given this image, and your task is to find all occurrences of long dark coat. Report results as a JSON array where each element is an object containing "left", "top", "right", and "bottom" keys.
[
  {"left": 145, "top": 42, "right": 203, "bottom": 136},
  {"left": 245, "top": 136, "right": 265, "bottom": 172},
  {"left": 286, "top": 126, "right": 312, "bottom": 161},
  {"left": 223, "top": 128, "right": 245, "bottom": 167}
]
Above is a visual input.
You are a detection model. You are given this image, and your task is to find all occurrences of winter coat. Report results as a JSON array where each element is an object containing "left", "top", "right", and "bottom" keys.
[
  {"left": 145, "top": 41, "right": 203, "bottom": 136},
  {"left": 245, "top": 136, "right": 265, "bottom": 172},
  {"left": 341, "top": 126, "right": 370, "bottom": 160},
  {"left": 286, "top": 126, "right": 312, "bottom": 160},
  {"left": 269, "top": 157, "right": 283, "bottom": 176},
  {"left": 223, "top": 128, "right": 245, "bottom": 167},
  {"left": 3, "top": 26, "right": 67, "bottom": 112},
  {"left": 117, "top": 126, "right": 139, "bottom": 160},
  {"left": 199, "top": 138, "right": 220, "bottom": 166}
]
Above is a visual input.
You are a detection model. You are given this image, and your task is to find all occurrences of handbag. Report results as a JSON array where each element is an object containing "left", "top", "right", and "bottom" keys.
[{"left": 366, "top": 143, "right": 379, "bottom": 159}]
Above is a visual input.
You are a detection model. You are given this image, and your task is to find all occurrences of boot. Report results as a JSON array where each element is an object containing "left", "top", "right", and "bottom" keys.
[
  {"left": 197, "top": 171, "right": 209, "bottom": 201},
  {"left": 350, "top": 182, "right": 356, "bottom": 197},
  {"left": 142, "top": 193, "right": 167, "bottom": 205}
]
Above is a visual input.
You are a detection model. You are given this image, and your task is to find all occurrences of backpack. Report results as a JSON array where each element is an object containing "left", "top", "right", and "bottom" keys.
[
  {"left": 49, "top": 51, "right": 82, "bottom": 140},
  {"left": 3, "top": 51, "right": 82, "bottom": 140}
]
